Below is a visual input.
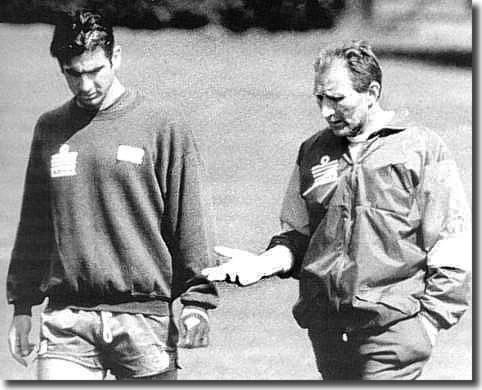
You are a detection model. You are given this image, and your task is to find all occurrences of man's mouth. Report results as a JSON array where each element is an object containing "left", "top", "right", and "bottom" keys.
[
  {"left": 79, "top": 93, "right": 97, "bottom": 101},
  {"left": 328, "top": 120, "right": 345, "bottom": 129}
]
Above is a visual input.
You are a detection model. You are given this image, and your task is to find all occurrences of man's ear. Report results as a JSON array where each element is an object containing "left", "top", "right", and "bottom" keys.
[
  {"left": 367, "top": 80, "right": 381, "bottom": 107},
  {"left": 111, "top": 45, "right": 122, "bottom": 70}
]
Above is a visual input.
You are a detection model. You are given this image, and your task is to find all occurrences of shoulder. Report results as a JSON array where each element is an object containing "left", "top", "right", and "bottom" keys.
[
  {"left": 134, "top": 94, "right": 198, "bottom": 154},
  {"left": 34, "top": 100, "right": 73, "bottom": 139},
  {"left": 136, "top": 93, "right": 187, "bottom": 125},
  {"left": 398, "top": 125, "right": 450, "bottom": 162},
  {"left": 36, "top": 100, "right": 72, "bottom": 127},
  {"left": 298, "top": 128, "right": 346, "bottom": 163},
  {"left": 134, "top": 93, "right": 193, "bottom": 138}
]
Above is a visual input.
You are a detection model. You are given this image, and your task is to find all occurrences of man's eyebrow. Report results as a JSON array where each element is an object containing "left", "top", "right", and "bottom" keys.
[
  {"left": 64, "top": 65, "right": 105, "bottom": 75},
  {"left": 317, "top": 92, "right": 344, "bottom": 99}
]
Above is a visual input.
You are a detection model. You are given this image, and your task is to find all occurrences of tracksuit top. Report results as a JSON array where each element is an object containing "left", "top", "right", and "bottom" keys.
[
  {"left": 269, "top": 114, "right": 471, "bottom": 331},
  {"left": 7, "top": 89, "right": 218, "bottom": 316}
]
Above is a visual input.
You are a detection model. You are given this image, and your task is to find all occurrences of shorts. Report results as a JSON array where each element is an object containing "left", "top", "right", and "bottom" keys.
[{"left": 38, "top": 307, "right": 178, "bottom": 379}]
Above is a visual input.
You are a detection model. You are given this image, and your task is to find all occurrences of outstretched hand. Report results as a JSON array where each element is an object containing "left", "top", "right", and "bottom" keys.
[{"left": 202, "top": 246, "right": 267, "bottom": 286}]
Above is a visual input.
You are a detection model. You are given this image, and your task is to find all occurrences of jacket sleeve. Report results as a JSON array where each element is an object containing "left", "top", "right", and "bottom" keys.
[
  {"left": 7, "top": 122, "right": 53, "bottom": 315},
  {"left": 418, "top": 134, "right": 471, "bottom": 329},
  {"left": 267, "top": 164, "right": 310, "bottom": 279},
  {"left": 161, "top": 121, "right": 218, "bottom": 310}
]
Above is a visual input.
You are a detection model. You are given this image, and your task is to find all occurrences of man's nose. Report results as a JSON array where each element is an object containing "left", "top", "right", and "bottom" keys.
[
  {"left": 79, "top": 75, "right": 94, "bottom": 92},
  {"left": 321, "top": 100, "right": 335, "bottom": 118}
]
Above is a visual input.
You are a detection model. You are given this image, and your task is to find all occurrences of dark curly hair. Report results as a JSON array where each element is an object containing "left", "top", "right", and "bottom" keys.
[{"left": 50, "top": 10, "right": 114, "bottom": 65}]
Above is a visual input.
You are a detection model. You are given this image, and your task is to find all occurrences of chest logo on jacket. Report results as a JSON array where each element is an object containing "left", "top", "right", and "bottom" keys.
[
  {"left": 302, "top": 155, "right": 339, "bottom": 197},
  {"left": 51, "top": 144, "right": 78, "bottom": 178}
]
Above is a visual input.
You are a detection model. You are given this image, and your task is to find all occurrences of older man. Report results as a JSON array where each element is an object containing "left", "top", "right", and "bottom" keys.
[{"left": 203, "top": 41, "right": 471, "bottom": 380}]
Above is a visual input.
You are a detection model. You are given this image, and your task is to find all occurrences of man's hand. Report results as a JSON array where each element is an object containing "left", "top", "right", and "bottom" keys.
[
  {"left": 178, "top": 307, "right": 210, "bottom": 349},
  {"left": 8, "top": 315, "right": 37, "bottom": 367},
  {"left": 202, "top": 245, "right": 294, "bottom": 286},
  {"left": 202, "top": 246, "right": 266, "bottom": 286}
]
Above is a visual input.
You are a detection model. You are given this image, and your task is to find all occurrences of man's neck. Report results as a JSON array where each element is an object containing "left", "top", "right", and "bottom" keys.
[
  {"left": 99, "top": 78, "right": 126, "bottom": 111},
  {"left": 348, "top": 106, "right": 394, "bottom": 144}
]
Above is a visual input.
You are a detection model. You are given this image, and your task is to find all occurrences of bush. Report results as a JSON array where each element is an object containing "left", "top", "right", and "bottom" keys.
[{"left": 0, "top": 0, "right": 345, "bottom": 31}]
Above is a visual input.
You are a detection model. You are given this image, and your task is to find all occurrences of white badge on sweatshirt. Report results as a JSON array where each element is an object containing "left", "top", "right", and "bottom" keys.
[
  {"left": 117, "top": 145, "right": 144, "bottom": 165},
  {"left": 51, "top": 144, "right": 78, "bottom": 178}
]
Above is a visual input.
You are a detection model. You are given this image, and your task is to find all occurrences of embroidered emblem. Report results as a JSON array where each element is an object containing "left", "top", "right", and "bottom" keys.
[
  {"left": 302, "top": 155, "right": 338, "bottom": 196},
  {"left": 117, "top": 145, "right": 144, "bottom": 165},
  {"left": 51, "top": 144, "right": 78, "bottom": 178}
]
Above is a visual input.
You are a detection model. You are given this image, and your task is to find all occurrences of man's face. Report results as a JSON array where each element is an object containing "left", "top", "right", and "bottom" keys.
[
  {"left": 62, "top": 47, "right": 119, "bottom": 110},
  {"left": 314, "top": 61, "right": 370, "bottom": 137}
]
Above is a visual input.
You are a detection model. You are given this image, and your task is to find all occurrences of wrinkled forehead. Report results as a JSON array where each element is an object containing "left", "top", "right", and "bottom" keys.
[{"left": 313, "top": 58, "right": 353, "bottom": 95}]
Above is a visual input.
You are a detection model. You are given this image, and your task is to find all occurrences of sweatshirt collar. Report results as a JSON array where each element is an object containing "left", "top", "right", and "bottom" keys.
[{"left": 69, "top": 89, "right": 138, "bottom": 121}]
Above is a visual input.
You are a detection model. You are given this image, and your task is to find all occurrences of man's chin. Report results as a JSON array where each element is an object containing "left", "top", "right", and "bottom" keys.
[
  {"left": 330, "top": 126, "right": 352, "bottom": 137},
  {"left": 76, "top": 96, "right": 103, "bottom": 110}
]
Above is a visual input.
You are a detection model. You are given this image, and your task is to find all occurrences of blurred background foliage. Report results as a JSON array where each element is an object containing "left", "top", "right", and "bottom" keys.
[{"left": 0, "top": 0, "right": 346, "bottom": 31}]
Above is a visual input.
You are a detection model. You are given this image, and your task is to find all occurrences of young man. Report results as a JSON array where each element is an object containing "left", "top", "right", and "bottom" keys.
[
  {"left": 203, "top": 41, "right": 471, "bottom": 380},
  {"left": 7, "top": 10, "right": 218, "bottom": 380}
]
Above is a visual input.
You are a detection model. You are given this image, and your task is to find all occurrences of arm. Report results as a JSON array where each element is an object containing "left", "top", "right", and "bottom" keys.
[
  {"left": 203, "top": 165, "right": 310, "bottom": 285},
  {"left": 7, "top": 123, "right": 52, "bottom": 363},
  {"left": 418, "top": 137, "right": 471, "bottom": 332},
  {"left": 7, "top": 126, "right": 53, "bottom": 315},
  {"left": 160, "top": 122, "right": 218, "bottom": 347},
  {"left": 165, "top": 127, "right": 219, "bottom": 309}
]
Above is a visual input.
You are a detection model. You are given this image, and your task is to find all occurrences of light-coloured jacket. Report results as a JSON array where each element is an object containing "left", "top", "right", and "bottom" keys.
[{"left": 277, "top": 115, "right": 471, "bottom": 331}]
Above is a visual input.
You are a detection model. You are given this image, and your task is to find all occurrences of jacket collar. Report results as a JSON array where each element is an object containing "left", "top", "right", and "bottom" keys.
[{"left": 366, "top": 109, "right": 413, "bottom": 140}]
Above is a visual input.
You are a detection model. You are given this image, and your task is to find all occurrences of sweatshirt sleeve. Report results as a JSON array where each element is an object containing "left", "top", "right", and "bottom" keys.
[
  {"left": 160, "top": 120, "right": 218, "bottom": 310},
  {"left": 7, "top": 122, "right": 53, "bottom": 315},
  {"left": 418, "top": 134, "right": 471, "bottom": 329}
]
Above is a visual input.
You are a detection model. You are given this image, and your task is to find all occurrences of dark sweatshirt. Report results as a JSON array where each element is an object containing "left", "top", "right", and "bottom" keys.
[{"left": 7, "top": 90, "right": 218, "bottom": 316}]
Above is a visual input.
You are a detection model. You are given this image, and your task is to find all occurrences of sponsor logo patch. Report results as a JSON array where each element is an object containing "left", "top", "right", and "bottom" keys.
[
  {"left": 303, "top": 155, "right": 338, "bottom": 197},
  {"left": 116, "top": 145, "right": 144, "bottom": 165},
  {"left": 51, "top": 144, "right": 78, "bottom": 178}
]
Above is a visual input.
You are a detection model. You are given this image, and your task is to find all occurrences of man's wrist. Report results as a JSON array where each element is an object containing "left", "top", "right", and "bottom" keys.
[
  {"left": 259, "top": 245, "right": 294, "bottom": 276},
  {"left": 14, "top": 303, "right": 33, "bottom": 316}
]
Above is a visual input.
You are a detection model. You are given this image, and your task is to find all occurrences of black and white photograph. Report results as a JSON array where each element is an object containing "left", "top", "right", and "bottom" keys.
[{"left": 0, "top": 0, "right": 473, "bottom": 382}]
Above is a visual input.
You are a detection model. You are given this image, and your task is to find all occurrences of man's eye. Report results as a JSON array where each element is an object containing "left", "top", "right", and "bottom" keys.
[
  {"left": 66, "top": 70, "right": 80, "bottom": 77},
  {"left": 316, "top": 95, "right": 342, "bottom": 103}
]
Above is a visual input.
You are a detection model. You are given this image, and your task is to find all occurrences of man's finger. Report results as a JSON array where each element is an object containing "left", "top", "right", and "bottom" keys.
[
  {"left": 194, "top": 328, "right": 208, "bottom": 348},
  {"left": 214, "top": 246, "right": 251, "bottom": 259},
  {"left": 202, "top": 266, "right": 231, "bottom": 281},
  {"left": 18, "top": 335, "right": 32, "bottom": 357},
  {"left": 8, "top": 330, "right": 27, "bottom": 367},
  {"left": 199, "top": 329, "right": 209, "bottom": 347},
  {"left": 179, "top": 320, "right": 193, "bottom": 348},
  {"left": 181, "top": 329, "right": 195, "bottom": 349}
]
